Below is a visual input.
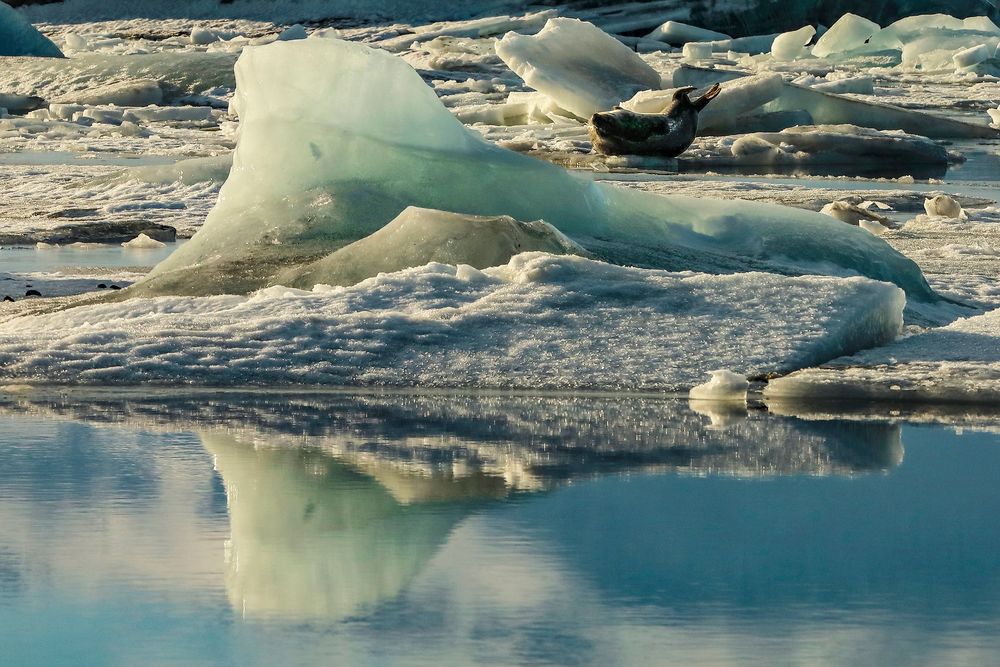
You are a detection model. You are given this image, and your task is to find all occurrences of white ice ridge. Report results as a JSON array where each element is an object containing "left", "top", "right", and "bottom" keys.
[
  {"left": 0, "top": 3, "right": 62, "bottom": 57},
  {"left": 0, "top": 253, "right": 905, "bottom": 389},
  {"left": 764, "top": 307, "right": 1000, "bottom": 405},
  {"left": 135, "top": 37, "right": 939, "bottom": 304},
  {"left": 495, "top": 18, "right": 661, "bottom": 118}
]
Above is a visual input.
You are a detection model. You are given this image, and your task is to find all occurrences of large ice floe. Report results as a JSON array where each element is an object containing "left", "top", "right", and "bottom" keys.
[
  {"left": 765, "top": 308, "right": 1000, "bottom": 405},
  {"left": 0, "top": 253, "right": 904, "bottom": 388},
  {"left": 133, "top": 36, "right": 939, "bottom": 306},
  {"left": 0, "top": 2, "right": 62, "bottom": 57}
]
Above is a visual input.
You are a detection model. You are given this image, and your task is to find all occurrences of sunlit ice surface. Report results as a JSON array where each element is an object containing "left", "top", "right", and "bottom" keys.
[{"left": 0, "top": 390, "right": 998, "bottom": 666}]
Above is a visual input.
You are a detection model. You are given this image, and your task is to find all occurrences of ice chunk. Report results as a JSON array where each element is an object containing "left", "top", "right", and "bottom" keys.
[
  {"left": 0, "top": 3, "right": 62, "bottom": 57},
  {"left": 771, "top": 25, "right": 815, "bottom": 61},
  {"left": 953, "top": 43, "right": 991, "bottom": 68},
  {"left": 741, "top": 125, "right": 946, "bottom": 164},
  {"left": 682, "top": 42, "right": 714, "bottom": 61},
  {"left": 691, "top": 74, "right": 786, "bottom": 132},
  {"left": 495, "top": 18, "right": 661, "bottom": 118},
  {"left": 134, "top": 38, "right": 939, "bottom": 305},
  {"left": 923, "top": 194, "right": 966, "bottom": 220},
  {"left": 278, "top": 207, "right": 587, "bottom": 288},
  {"left": 126, "top": 106, "right": 215, "bottom": 122},
  {"left": 821, "top": 200, "right": 891, "bottom": 227},
  {"left": 0, "top": 254, "right": 906, "bottom": 389},
  {"left": 809, "top": 76, "right": 874, "bottom": 95},
  {"left": 121, "top": 233, "right": 167, "bottom": 249},
  {"left": 0, "top": 92, "right": 45, "bottom": 113},
  {"left": 57, "top": 79, "right": 163, "bottom": 106},
  {"left": 764, "top": 308, "right": 1000, "bottom": 405},
  {"left": 812, "top": 14, "right": 880, "bottom": 58},
  {"left": 190, "top": 27, "right": 221, "bottom": 45},
  {"left": 646, "top": 21, "right": 729, "bottom": 46},
  {"left": 278, "top": 24, "right": 308, "bottom": 41},
  {"left": 989, "top": 106, "right": 1000, "bottom": 128},
  {"left": 767, "top": 82, "right": 999, "bottom": 139},
  {"left": 689, "top": 370, "right": 749, "bottom": 401}
]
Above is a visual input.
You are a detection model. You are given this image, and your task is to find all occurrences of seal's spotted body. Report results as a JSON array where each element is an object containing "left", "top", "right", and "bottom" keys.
[{"left": 589, "top": 84, "right": 721, "bottom": 157}]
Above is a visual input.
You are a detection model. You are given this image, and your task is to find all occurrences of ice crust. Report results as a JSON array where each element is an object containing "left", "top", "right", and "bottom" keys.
[
  {"left": 0, "top": 3, "right": 63, "bottom": 57},
  {"left": 495, "top": 18, "right": 661, "bottom": 119},
  {"left": 134, "top": 37, "right": 938, "bottom": 303},
  {"left": 0, "top": 253, "right": 906, "bottom": 389},
  {"left": 765, "top": 308, "right": 1000, "bottom": 404}
]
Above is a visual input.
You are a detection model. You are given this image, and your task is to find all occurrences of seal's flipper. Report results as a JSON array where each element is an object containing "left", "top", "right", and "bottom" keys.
[{"left": 693, "top": 83, "right": 722, "bottom": 111}]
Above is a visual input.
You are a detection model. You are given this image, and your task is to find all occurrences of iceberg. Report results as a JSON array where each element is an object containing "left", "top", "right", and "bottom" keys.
[
  {"left": 494, "top": 18, "right": 661, "bottom": 119},
  {"left": 0, "top": 253, "right": 906, "bottom": 389},
  {"left": 278, "top": 206, "right": 586, "bottom": 288},
  {"left": 0, "top": 2, "right": 62, "bottom": 57},
  {"left": 134, "top": 37, "right": 939, "bottom": 304}
]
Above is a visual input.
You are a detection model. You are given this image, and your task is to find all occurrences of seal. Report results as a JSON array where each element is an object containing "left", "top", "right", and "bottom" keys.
[{"left": 588, "top": 83, "right": 721, "bottom": 157}]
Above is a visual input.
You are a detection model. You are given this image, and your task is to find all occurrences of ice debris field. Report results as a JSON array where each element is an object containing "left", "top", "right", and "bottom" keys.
[{"left": 0, "top": 1, "right": 998, "bottom": 402}]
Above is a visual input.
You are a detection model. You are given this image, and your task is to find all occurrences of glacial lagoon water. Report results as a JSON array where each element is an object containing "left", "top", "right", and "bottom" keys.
[{"left": 0, "top": 391, "right": 997, "bottom": 666}]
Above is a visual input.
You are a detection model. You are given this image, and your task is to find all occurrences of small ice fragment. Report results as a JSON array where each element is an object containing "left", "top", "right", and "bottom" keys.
[
  {"left": 923, "top": 194, "right": 966, "bottom": 219},
  {"left": 859, "top": 200, "right": 892, "bottom": 211},
  {"left": 191, "top": 27, "right": 221, "bottom": 45},
  {"left": 953, "top": 43, "right": 991, "bottom": 69},
  {"left": 682, "top": 42, "right": 714, "bottom": 61},
  {"left": 278, "top": 25, "right": 308, "bottom": 41},
  {"left": 821, "top": 200, "right": 890, "bottom": 226},
  {"left": 771, "top": 25, "right": 816, "bottom": 61},
  {"left": 63, "top": 33, "right": 89, "bottom": 51},
  {"left": 122, "top": 233, "right": 167, "bottom": 249},
  {"left": 989, "top": 105, "right": 1000, "bottom": 127},
  {"left": 689, "top": 369, "right": 749, "bottom": 401},
  {"left": 859, "top": 219, "right": 888, "bottom": 235}
]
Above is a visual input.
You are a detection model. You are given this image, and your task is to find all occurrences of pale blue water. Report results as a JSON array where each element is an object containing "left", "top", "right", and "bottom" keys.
[{"left": 0, "top": 392, "right": 997, "bottom": 666}]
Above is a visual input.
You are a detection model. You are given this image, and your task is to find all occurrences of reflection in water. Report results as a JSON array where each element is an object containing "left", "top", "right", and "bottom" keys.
[
  {"left": 3, "top": 391, "right": 997, "bottom": 664},
  {"left": 206, "top": 431, "right": 493, "bottom": 620}
]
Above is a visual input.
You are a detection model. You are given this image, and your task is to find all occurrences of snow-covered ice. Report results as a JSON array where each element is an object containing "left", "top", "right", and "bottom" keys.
[
  {"left": 0, "top": 253, "right": 905, "bottom": 389},
  {"left": 765, "top": 308, "right": 1000, "bottom": 404}
]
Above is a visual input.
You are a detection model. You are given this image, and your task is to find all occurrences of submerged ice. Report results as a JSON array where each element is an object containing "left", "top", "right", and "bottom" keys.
[{"left": 134, "top": 37, "right": 940, "bottom": 305}]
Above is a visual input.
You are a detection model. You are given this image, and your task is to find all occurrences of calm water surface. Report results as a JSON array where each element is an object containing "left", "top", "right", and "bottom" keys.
[{"left": 0, "top": 392, "right": 997, "bottom": 666}]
